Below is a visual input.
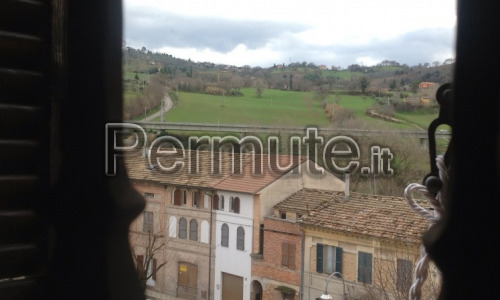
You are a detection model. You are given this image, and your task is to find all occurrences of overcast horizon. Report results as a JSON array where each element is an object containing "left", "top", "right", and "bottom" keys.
[{"left": 124, "top": 0, "right": 456, "bottom": 68}]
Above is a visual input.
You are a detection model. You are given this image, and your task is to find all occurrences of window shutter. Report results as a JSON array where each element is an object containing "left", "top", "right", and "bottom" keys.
[
  {"left": 0, "top": 0, "right": 52, "bottom": 296},
  {"left": 174, "top": 190, "right": 181, "bottom": 206},
  {"left": 289, "top": 244, "right": 296, "bottom": 270},
  {"left": 136, "top": 255, "right": 144, "bottom": 271},
  {"left": 335, "top": 247, "right": 343, "bottom": 274},
  {"left": 282, "top": 243, "right": 289, "bottom": 266},
  {"left": 316, "top": 243, "right": 323, "bottom": 273},
  {"left": 233, "top": 197, "right": 240, "bottom": 213},
  {"left": 358, "top": 252, "right": 372, "bottom": 284},
  {"left": 213, "top": 195, "right": 219, "bottom": 210},
  {"left": 152, "top": 258, "right": 157, "bottom": 280}
]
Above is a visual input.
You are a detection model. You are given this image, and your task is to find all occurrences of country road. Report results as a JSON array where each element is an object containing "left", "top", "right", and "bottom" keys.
[{"left": 142, "top": 91, "right": 173, "bottom": 121}]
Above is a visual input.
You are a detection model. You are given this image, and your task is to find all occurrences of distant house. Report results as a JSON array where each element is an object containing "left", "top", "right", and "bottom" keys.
[
  {"left": 318, "top": 65, "right": 327, "bottom": 70},
  {"left": 418, "top": 82, "right": 435, "bottom": 89}
]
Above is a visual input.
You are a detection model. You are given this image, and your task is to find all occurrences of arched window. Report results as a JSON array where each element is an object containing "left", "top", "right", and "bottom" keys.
[
  {"left": 189, "top": 219, "right": 198, "bottom": 241},
  {"left": 221, "top": 224, "right": 229, "bottom": 247},
  {"left": 192, "top": 191, "right": 199, "bottom": 208},
  {"left": 179, "top": 217, "right": 187, "bottom": 239},
  {"left": 173, "top": 189, "right": 182, "bottom": 206},
  {"left": 182, "top": 190, "right": 187, "bottom": 205},
  {"left": 237, "top": 226, "right": 245, "bottom": 250},
  {"left": 220, "top": 195, "right": 225, "bottom": 210},
  {"left": 230, "top": 197, "right": 240, "bottom": 214}
]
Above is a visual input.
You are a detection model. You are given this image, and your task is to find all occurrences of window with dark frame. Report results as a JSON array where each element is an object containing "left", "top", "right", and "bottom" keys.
[
  {"left": 220, "top": 195, "right": 225, "bottom": 210},
  {"left": 182, "top": 190, "right": 187, "bottom": 205},
  {"left": 397, "top": 258, "right": 413, "bottom": 292},
  {"left": 173, "top": 189, "right": 182, "bottom": 206},
  {"left": 230, "top": 197, "right": 240, "bottom": 214},
  {"left": 358, "top": 251, "right": 373, "bottom": 284},
  {"left": 236, "top": 226, "right": 245, "bottom": 250},
  {"left": 282, "top": 243, "right": 296, "bottom": 269},
  {"left": 192, "top": 191, "right": 199, "bottom": 208},
  {"left": 143, "top": 211, "right": 153, "bottom": 233},
  {"left": 221, "top": 223, "right": 229, "bottom": 247},
  {"left": 189, "top": 219, "right": 198, "bottom": 241},
  {"left": 316, "top": 243, "right": 343, "bottom": 274},
  {"left": 179, "top": 217, "right": 187, "bottom": 239},
  {"left": 213, "top": 195, "right": 219, "bottom": 210}
]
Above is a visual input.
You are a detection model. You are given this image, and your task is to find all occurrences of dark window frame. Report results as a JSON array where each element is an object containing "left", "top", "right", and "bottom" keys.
[
  {"left": 221, "top": 223, "right": 229, "bottom": 247},
  {"left": 358, "top": 251, "right": 373, "bottom": 284},
  {"left": 179, "top": 217, "right": 187, "bottom": 239},
  {"left": 236, "top": 226, "right": 245, "bottom": 250},
  {"left": 143, "top": 211, "right": 153, "bottom": 233},
  {"left": 189, "top": 219, "right": 198, "bottom": 241}
]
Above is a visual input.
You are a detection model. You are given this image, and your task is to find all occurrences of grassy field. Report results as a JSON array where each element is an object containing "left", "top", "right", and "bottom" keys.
[
  {"left": 149, "top": 88, "right": 439, "bottom": 130},
  {"left": 161, "top": 88, "right": 331, "bottom": 127}
]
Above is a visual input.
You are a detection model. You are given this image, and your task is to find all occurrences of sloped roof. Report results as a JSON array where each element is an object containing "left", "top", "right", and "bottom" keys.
[
  {"left": 125, "top": 150, "right": 306, "bottom": 193},
  {"left": 213, "top": 154, "right": 307, "bottom": 194},
  {"left": 275, "top": 189, "right": 428, "bottom": 244}
]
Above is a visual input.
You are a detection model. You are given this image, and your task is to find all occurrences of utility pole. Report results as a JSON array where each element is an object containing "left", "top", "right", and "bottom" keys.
[
  {"left": 160, "top": 96, "right": 164, "bottom": 122},
  {"left": 331, "top": 97, "right": 334, "bottom": 124}
]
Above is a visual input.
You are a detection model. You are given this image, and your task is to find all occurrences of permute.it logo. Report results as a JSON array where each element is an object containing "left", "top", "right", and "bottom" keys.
[{"left": 105, "top": 123, "right": 393, "bottom": 177}]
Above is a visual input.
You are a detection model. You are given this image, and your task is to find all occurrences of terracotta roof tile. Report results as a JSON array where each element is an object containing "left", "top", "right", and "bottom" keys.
[
  {"left": 275, "top": 189, "right": 429, "bottom": 244},
  {"left": 125, "top": 150, "right": 307, "bottom": 193}
]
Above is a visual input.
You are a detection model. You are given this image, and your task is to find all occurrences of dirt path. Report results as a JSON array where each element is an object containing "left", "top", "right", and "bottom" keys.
[{"left": 142, "top": 91, "right": 173, "bottom": 121}]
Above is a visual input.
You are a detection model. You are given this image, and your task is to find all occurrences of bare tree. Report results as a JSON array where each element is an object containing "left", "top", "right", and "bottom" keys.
[
  {"left": 357, "top": 245, "right": 441, "bottom": 300},
  {"left": 130, "top": 216, "right": 171, "bottom": 295},
  {"left": 253, "top": 78, "right": 266, "bottom": 98}
]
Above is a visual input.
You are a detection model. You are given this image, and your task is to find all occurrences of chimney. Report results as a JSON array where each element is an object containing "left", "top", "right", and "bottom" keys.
[{"left": 344, "top": 172, "right": 350, "bottom": 199}]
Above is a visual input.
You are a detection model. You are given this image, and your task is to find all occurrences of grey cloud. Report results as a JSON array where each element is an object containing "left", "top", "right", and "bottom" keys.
[
  {"left": 288, "top": 28, "right": 456, "bottom": 67},
  {"left": 125, "top": 9, "right": 308, "bottom": 52}
]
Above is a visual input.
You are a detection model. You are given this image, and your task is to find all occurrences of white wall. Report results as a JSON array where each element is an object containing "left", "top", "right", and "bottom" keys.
[{"left": 213, "top": 191, "right": 254, "bottom": 300}]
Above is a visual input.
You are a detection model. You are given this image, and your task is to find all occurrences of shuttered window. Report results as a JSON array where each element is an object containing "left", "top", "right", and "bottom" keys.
[
  {"left": 179, "top": 217, "right": 187, "bottom": 239},
  {"left": 189, "top": 219, "right": 198, "bottom": 241},
  {"left": 316, "top": 243, "right": 343, "bottom": 274},
  {"left": 221, "top": 223, "right": 229, "bottom": 247},
  {"left": 143, "top": 211, "right": 153, "bottom": 233},
  {"left": 231, "top": 197, "right": 240, "bottom": 213},
  {"left": 212, "top": 195, "right": 219, "bottom": 210},
  {"left": 173, "top": 189, "right": 182, "bottom": 206},
  {"left": 397, "top": 258, "right": 413, "bottom": 291},
  {"left": 282, "top": 243, "right": 296, "bottom": 269},
  {"left": 236, "top": 226, "right": 245, "bottom": 250},
  {"left": 358, "top": 251, "right": 373, "bottom": 284}
]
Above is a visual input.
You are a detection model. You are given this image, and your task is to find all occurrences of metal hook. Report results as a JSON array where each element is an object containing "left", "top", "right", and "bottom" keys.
[{"left": 423, "top": 83, "right": 453, "bottom": 194}]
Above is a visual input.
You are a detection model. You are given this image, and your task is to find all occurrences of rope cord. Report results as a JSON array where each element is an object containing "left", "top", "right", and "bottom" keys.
[{"left": 404, "top": 156, "right": 447, "bottom": 300}]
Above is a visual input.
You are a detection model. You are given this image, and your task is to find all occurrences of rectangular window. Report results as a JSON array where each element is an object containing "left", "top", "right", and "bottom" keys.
[
  {"left": 358, "top": 251, "right": 373, "bottom": 284},
  {"left": 316, "top": 243, "right": 343, "bottom": 274},
  {"left": 144, "top": 192, "right": 155, "bottom": 198},
  {"left": 143, "top": 211, "right": 153, "bottom": 233},
  {"left": 282, "top": 243, "right": 296, "bottom": 269},
  {"left": 397, "top": 258, "right": 413, "bottom": 292}
]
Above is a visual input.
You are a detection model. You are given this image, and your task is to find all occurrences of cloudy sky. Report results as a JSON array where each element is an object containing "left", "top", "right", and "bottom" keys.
[{"left": 124, "top": 0, "right": 456, "bottom": 68}]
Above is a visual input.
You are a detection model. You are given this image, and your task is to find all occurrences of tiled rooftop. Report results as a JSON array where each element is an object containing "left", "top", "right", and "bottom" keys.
[
  {"left": 275, "top": 189, "right": 429, "bottom": 244},
  {"left": 125, "top": 150, "right": 306, "bottom": 194}
]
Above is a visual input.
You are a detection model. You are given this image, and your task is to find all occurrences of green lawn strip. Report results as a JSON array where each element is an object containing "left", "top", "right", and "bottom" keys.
[
  {"left": 393, "top": 111, "right": 440, "bottom": 129},
  {"left": 162, "top": 88, "right": 331, "bottom": 127},
  {"left": 132, "top": 106, "right": 161, "bottom": 121}
]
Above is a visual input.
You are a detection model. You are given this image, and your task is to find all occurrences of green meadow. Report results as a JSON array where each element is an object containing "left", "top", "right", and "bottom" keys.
[
  {"left": 158, "top": 88, "right": 438, "bottom": 130},
  {"left": 161, "top": 88, "right": 330, "bottom": 127}
]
